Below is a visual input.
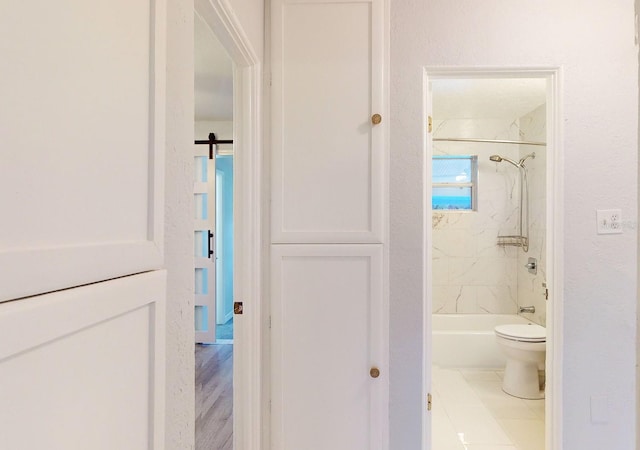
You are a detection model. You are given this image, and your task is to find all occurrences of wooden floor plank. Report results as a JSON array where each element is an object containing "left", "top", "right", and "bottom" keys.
[{"left": 195, "top": 343, "right": 233, "bottom": 450}]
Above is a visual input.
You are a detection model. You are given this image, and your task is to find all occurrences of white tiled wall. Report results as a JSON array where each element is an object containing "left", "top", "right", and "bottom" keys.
[
  {"left": 517, "top": 105, "right": 547, "bottom": 326},
  {"left": 432, "top": 109, "right": 546, "bottom": 321}
]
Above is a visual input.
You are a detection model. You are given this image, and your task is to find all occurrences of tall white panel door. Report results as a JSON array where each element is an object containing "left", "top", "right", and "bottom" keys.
[
  {"left": 271, "top": 245, "right": 387, "bottom": 450},
  {"left": 194, "top": 147, "right": 217, "bottom": 343},
  {"left": 0, "top": 0, "right": 166, "bottom": 301},
  {"left": 271, "top": 0, "right": 386, "bottom": 243}
]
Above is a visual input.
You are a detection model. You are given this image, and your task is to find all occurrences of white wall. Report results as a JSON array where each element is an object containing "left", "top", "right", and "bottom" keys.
[
  {"left": 195, "top": 120, "right": 233, "bottom": 141},
  {"left": 165, "top": 0, "right": 196, "bottom": 448},
  {"left": 391, "top": 1, "right": 638, "bottom": 449},
  {"left": 165, "top": 1, "right": 262, "bottom": 448}
]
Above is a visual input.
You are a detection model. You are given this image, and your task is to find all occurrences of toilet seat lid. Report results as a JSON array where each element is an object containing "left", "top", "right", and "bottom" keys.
[{"left": 495, "top": 323, "right": 546, "bottom": 342}]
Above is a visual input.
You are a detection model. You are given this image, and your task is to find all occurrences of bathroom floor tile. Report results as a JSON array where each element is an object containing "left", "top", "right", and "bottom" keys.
[
  {"left": 432, "top": 406, "right": 465, "bottom": 449},
  {"left": 522, "top": 398, "right": 546, "bottom": 419},
  {"left": 497, "top": 418, "right": 545, "bottom": 450},
  {"left": 432, "top": 369, "right": 544, "bottom": 450},
  {"left": 467, "top": 380, "right": 539, "bottom": 419},
  {"left": 464, "top": 446, "right": 518, "bottom": 450},
  {"left": 445, "top": 405, "right": 513, "bottom": 445},
  {"left": 434, "top": 369, "right": 484, "bottom": 407},
  {"left": 460, "top": 369, "right": 502, "bottom": 382}
]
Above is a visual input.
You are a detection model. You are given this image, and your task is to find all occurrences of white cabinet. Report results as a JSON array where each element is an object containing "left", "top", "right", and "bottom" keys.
[
  {"left": 271, "top": 0, "right": 386, "bottom": 244},
  {"left": 0, "top": 0, "right": 165, "bottom": 302},
  {"left": 270, "top": 0, "right": 388, "bottom": 447},
  {"left": 270, "top": 245, "right": 386, "bottom": 450}
]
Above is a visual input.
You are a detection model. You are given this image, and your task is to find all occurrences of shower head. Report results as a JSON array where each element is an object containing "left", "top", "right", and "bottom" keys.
[{"left": 489, "top": 154, "right": 521, "bottom": 168}]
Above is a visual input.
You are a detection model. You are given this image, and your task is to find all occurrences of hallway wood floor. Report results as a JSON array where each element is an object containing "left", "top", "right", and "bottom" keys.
[{"left": 196, "top": 344, "right": 233, "bottom": 450}]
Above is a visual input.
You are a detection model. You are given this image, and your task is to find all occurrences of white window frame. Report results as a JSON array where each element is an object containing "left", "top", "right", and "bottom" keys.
[{"left": 432, "top": 155, "right": 478, "bottom": 211}]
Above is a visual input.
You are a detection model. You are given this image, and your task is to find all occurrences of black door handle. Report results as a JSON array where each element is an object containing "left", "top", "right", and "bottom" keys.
[{"left": 208, "top": 231, "right": 214, "bottom": 259}]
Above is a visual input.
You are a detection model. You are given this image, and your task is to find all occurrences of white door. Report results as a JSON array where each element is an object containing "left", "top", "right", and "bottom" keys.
[
  {"left": 271, "top": 245, "right": 386, "bottom": 450},
  {"left": 0, "top": 0, "right": 167, "bottom": 446},
  {"left": 194, "top": 146, "right": 217, "bottom": 343},
  {"left": 0, "top": 271, "right": 166, "bottom": 450},
  {"left": 0, "top": 0, "right": 165, "bottom": 302}
]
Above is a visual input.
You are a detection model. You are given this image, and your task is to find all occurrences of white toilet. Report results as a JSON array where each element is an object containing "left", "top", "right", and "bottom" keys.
[{"left": 494, "top": 323, "right": 546, "bottom": 399}]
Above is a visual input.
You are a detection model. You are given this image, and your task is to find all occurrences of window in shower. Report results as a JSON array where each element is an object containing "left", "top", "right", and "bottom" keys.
[{"left": 432, "top": 155, "right": 477, "bottom": 210}]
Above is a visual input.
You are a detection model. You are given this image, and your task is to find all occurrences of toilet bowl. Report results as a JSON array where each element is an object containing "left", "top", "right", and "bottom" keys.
[{"left": 494, "top": 323, "right": 546, "bottom": 399}]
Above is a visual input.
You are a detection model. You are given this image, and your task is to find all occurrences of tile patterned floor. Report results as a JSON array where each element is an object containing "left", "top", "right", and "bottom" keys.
[{"left": 432, "top": 367, "right": 545, "bottom": 450}]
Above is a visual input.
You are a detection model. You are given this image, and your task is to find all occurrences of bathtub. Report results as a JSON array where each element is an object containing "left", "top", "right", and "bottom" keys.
[{"left": 431, "top": 314, "right": 532, "bottom": 369}]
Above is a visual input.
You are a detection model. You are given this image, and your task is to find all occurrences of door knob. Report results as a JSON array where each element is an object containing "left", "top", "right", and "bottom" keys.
[
  {"left": 370, "top": 367, "right": 380, "bottom": 378},
  {"left": 371, "top": 114, "right": 382, "bottom": 125}
]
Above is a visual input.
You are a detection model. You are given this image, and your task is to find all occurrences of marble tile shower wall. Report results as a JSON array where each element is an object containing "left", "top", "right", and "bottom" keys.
[
  {"left": 433, "top": 117, "right": 533, "bottom": 315},
  {"left": 517, "top": 105, "right": 547, "bottom": 326}
]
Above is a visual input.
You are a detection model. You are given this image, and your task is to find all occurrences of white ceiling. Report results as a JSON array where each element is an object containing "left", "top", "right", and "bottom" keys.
[
  {"left": 432, "top": 78, "right": 546, "bottom": 120},
  {"left": 194, "top": 13, "right": 233, "bottom": 121}
]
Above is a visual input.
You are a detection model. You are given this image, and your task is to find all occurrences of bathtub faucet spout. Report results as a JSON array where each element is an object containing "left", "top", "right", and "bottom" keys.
[{"left": 519, "top": 306, "right": 535, "bottom": 314}]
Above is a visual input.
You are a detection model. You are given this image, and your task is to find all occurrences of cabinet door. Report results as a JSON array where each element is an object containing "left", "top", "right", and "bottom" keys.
[
  {"left": 271, "top": 245, "right": 387, "bottom": 450},
  {"left": 0, "top": 0, "right": 165, "bottom": 302},
  {"left": 271, "top": 0, "right": 385, "bottom": 243}
]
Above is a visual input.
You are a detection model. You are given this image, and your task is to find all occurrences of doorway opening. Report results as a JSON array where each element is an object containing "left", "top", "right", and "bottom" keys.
[
  {"left": 191, "top": 0, "right": 264, "bottom": 447},
  {"left": 194, "top": 10, "right": 235, "bottom": 449},
  {"left": 424, "top": 70, "right": 562, "bottom": 450}
]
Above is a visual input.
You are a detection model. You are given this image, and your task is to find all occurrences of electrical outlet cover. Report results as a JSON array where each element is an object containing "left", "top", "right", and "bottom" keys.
[{"left": 596, "top": 209, "right": 623, "bottom": 235}]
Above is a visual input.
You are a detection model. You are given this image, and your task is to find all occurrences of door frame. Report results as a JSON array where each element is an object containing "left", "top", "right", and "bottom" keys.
[
  {"left": 422, "top": 67, "right": 564, "bottom": 450},
  {"left": 194, "top": 1, "right": 264, "bottom": 448}
]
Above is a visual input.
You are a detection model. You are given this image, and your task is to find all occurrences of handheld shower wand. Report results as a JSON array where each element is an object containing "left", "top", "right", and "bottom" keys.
[
  {"left": 489, "top": 152, "right": 536, "bottom": 252},
  {"left": 489, "top": 152, "right": 535, "bottom": 168}
]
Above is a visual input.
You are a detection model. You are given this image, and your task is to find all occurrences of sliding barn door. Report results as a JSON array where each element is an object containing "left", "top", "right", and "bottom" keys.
[
  {"left": 0, "top": 0, "right": 167, "bottom": 447},
  {"left": 270, "top": 0, "right": 388, "bottom": 447},
  {"left": 194, "top": 145, "right": 217, "bottom": 343}
]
